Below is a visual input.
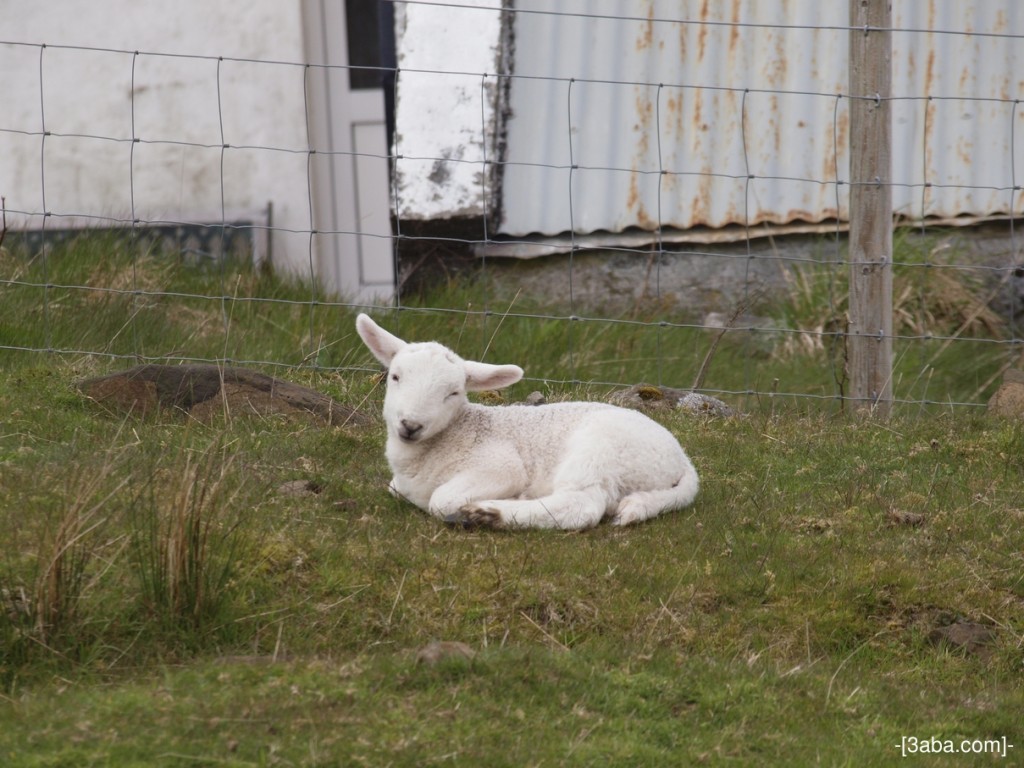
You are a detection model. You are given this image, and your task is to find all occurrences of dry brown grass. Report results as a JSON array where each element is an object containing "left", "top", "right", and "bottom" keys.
[
  {"left": 129, "top": 440, "right": 249, "bottom": 631},
  {"left": 32, "top": 456, "right": 130, "bottom": 644},
  {"left": 893, "top": 266, "right": 1005, "bottom": 339}
]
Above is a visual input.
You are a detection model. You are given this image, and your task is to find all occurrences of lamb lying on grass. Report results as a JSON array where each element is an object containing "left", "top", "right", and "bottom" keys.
[{"left": 355, "top": 314, "right": 699, "bottom": 530}]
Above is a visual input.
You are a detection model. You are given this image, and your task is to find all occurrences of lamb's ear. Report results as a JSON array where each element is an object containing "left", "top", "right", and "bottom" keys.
[
  {"left": 355, "top": 313, "right": 407, "bottom": 366},
  {"left": 464, "top": 360, "right": 524, "bottom": 392}
]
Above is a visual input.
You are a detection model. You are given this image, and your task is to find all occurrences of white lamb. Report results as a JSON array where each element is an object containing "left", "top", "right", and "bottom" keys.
[{"left": 355, "top": 313, "right": 699, "bottom": 530}]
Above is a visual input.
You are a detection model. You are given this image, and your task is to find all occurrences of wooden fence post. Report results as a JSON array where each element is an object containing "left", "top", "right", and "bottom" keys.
[{"left": 848, "top": 0, "right": 893, "bottom": 416}]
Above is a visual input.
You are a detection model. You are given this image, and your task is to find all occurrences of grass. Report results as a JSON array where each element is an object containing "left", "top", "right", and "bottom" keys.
[{"left": 1, "top": 232, "right": 1023, "bottom": 764}]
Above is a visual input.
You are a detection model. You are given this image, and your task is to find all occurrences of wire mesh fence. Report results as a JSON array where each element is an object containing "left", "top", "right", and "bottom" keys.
[{"left": 1, "top": 1, "right": 1022, "bottom": 414}]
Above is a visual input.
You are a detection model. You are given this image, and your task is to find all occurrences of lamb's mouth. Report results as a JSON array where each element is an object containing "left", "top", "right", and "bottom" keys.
[{"left": 397, "top": 419, "right": 425, "bottom": 442}]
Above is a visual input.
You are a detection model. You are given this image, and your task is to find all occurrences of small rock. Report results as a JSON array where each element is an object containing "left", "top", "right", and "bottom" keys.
[
  {"left": 609, "top": 384, "right": 735, "bottom": 417},
  {"left": 276, "top": 480, "right": 322, "bottom": 497},
  {"left": 415, "top": 641, "right": 476, "bottom": 666},
  {"left": 523, "top": 391, "right": 547, "bottom": 406},
  {"left": 987, "top": 369, "right": 1024, "bottom": 419},
  {"left": 677, "top": 392, "right": 735, "bottom": 418},
  {"left": 888, "top": 509, "right": 926, "bottom": 527},
  {"left": 928, "top": 620, "right": 996, "bottom": 656}
]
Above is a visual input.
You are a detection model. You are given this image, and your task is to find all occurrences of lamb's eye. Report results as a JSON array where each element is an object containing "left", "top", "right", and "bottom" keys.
[
  {"left": 447, "top": 390, "right": 460, "bottom": 399},
  {"left": 390, "top": 372, "right": 399, "bottom": 383}
]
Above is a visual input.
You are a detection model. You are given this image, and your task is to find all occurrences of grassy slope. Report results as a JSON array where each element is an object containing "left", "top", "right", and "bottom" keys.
[
  {"left": 1, "top": 236, "right": 1022, "bottom": 765},
  {"left": 1, "top": 366, "right": 1021, "bottom": 765}
]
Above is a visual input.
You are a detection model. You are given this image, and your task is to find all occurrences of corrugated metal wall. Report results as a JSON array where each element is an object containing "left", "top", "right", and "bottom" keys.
[{"left": 497, "top": 0, "right": 1024, "bottom": 241}]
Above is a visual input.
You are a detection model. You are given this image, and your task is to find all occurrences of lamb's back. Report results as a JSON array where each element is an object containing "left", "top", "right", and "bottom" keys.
[{"left": 472, "top": 400, "right": 620, "bottom": 452}]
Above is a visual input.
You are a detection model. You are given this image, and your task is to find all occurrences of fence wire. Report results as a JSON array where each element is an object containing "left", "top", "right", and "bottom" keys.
[{"left": 1, "top": 2, "right": 1022, "bottom": 412}]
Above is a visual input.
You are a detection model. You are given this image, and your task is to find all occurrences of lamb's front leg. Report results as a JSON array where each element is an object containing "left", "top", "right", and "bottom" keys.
[
  {"left": 461, "top": 486, "right": 611, "bottom": 531},
  {"left": 427, "top": 466, "right": 527, "bottom": 521}
]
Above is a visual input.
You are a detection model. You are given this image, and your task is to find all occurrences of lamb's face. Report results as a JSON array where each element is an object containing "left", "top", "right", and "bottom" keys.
[{"left": 383, "top": 343, "right": 467, "bottom": 443}]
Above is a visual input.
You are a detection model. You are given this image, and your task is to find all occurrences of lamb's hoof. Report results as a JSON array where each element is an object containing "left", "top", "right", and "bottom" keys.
[
  {"left": 611, "top": 495, "right": 650, "bottom": 527},
  {"left": 442, "top": 512, "right": 478, "bottom": 530},
  {"left": 458, "top": 504, "right": 503, "bottom": 529}
]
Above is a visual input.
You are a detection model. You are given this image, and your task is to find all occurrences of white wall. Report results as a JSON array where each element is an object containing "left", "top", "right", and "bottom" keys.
[{"left": 1, "top": 1, "right": 320, "bottom": 285}]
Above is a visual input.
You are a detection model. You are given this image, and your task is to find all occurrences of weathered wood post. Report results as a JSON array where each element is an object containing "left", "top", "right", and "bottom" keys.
[{"left": 848, "top": 0, "right": 894, "bottom": 416}]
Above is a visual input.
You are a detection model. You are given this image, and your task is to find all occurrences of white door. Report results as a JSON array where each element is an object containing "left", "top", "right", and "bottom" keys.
[{"left": 302, "top": 0, "right": 394, "bottom": 302}]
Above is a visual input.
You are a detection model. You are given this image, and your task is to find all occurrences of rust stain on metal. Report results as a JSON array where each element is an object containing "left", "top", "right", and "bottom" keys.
[
  {"left": 729, "top": 0, "right": 741, "bottom": 54},
  {"left": 783, "top": 208, "right": 825, "bottom": 225},
  {"left": 771, "top": 30, "right": 788, "bottom": 87},
  {"left": 697, "top": 0, "right": 709, "bottom": 61},
  {"left": 835, "top": 105, "right": 849, "bottom": 154},
  {"left": 635, "top": 203, "right": 655, "bottom": 229},
  {"left": 627, "top": 169, "right": 655, "bottom": 229},
  {"left": 694, "top": 163, "right": 714, "bottom": 223},
  {"left": 823, "top": 98, "right": 848, "bottom": 195},
  {"left": 634, "top": 86, "right": 654, "bottom": 159},
  {"left": 956, "top": 136, "right": 973, "bottom": 168},
  {"left": 665, "top": 93, "right": 678, "bottom": 122},
  {"left": 636, "top": 2, "right": 655, "bottom": 51},
  {"left": 923, "top": 98, "right": 935, "bottom": 181},
  {"left": 959, "top": 64, "right": 971, "bottom": 92},
  {"left": 822, "top": 128, "right": 842, "bottom": 187},
  {"left": 665, "top": 89, "right": 684, "bottom": 140},
  {"left": 719, "top": 193, "right": 743, "bottom": 228},
  {"left": 924, "top": 48, "right": 936, "bottom": 95},
  {"left": 636, "top": 88, "right": 654, "bottom": 123},
  {"left": 626, "top": 171, "right": 640, "bottom": 213},
  {"left": 769, "top": 94, "right": 780, "bottom": 153}
]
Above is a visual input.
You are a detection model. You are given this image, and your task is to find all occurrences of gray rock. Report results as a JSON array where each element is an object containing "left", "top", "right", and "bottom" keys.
[
  {"left": 987, "top": 368, "right": 1024, "bottom": 419},
  {"left": 609, "top": 383, "right": 736, "bottom": 417}
]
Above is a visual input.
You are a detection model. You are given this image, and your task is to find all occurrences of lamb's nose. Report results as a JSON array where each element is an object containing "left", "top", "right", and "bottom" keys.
[{"left": 399, "top": 419, "right": 423, "bottom": 440}]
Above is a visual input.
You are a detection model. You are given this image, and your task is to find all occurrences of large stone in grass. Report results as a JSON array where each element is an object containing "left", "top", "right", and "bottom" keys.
[
  {"left": 78, "top": 364, "right": 371, "bottom": 426},
  {"left": 609, "top": 383, "right": 736, "bottom": 418},
  {"left": 928, "top": 620, "right": 996, "bottom": 657},
  {"left": 986, "top": 368, "right": 1024, "bottom": 420}
]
